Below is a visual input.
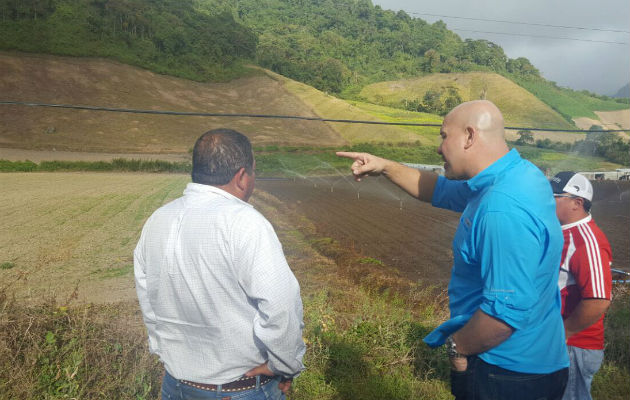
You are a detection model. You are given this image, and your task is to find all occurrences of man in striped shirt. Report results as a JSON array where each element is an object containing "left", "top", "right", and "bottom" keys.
[{"left": 550, "top": 171, "right": 613, "bottom": 400}]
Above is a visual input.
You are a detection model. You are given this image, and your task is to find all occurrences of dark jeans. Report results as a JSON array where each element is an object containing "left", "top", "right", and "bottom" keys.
[{"left": 451, "top": 356, "right": 568, "bottom": 400}]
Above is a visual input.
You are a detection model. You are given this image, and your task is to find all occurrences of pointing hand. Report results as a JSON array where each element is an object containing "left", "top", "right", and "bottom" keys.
[{"left": 336, "top": 151, "right": 387, "bottom": 181}]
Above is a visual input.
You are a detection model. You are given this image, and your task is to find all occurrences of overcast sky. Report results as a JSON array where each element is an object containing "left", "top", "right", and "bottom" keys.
[{"left": 372, "top": 0, "right": 630, "bottom": 96}]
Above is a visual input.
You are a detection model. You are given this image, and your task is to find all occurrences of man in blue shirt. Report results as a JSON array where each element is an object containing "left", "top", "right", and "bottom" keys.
[{"left": 337, "top": 100, "right": 569, "bottom": 399}]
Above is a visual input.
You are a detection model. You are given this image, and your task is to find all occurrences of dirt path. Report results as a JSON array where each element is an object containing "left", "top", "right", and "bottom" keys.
[{"left": 0, "top": 148, "right": 190, "bottom": 162}]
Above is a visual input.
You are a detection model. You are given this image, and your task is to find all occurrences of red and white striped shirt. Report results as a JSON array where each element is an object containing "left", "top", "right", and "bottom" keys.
[{"left": 558, "top": 215, "right": 613, "bottom": 349}]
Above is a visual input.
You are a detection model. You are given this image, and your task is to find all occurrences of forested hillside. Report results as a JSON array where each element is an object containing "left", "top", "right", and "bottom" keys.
[
  {"left": 0, "top": 0, "right": 258, "bottom": 80},
  {"left": 210, "top": 0, "right": 541, "bottom": 94},
  {"left": 1, "top": 0, "right": 627, "bottom": 122}
]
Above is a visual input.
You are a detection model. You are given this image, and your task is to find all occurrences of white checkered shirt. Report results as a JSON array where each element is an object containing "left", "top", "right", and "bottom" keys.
[{"left": 134, "top": 183, "right": 305, "bottom": 384}]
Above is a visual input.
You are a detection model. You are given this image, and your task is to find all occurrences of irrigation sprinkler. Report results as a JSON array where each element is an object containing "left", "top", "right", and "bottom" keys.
[{"left": 330, "top": 175, "right": 355, "bottom": 193}]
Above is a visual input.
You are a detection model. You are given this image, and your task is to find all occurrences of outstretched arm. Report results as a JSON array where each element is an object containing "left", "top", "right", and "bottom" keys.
[{"left": 336, "top": 151, "right": 438, "bottom": 202}]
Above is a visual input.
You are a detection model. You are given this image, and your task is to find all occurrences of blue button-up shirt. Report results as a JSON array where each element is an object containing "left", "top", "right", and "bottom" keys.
[{"left": 424, "top": 149, "right": 569, "bottom": 373}]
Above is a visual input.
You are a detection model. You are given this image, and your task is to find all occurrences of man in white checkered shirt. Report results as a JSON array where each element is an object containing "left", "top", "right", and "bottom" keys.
[{"left": 135, "top": 128, "right": 305, "bottom": 399}]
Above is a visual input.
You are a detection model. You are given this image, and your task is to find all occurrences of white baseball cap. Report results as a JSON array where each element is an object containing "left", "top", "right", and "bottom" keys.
[{"left": 549, "top": 172, "right": 593, "bottom": 201}]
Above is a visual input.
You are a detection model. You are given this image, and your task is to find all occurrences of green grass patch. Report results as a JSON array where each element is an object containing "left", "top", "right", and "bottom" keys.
[
  {"left": 347, "top": 101, "right": 444, "bottom": 146},
  {"left": 514, "top": 78, "right": 629, "bottom": 121},
  {"left": 512, "top": 144, "right": 625, "bottom": 174},
  {"left": 359, "top": 257, "right": 385, "bottom": 266},
  {"left": 0, "top": 262, "right": 16, "bottom": 270},
  {"left": 296, "top": 289, "right": 451, "bottom": 400},
  {"left": 0, "top": 160, "right": 38, "bottom": 172}
]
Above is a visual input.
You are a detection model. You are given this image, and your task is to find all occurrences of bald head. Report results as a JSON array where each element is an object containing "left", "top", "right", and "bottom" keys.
[
  {"left": 438, "top": 100, "right": 510, "bottom": 179},
  {"left": 445, "top": 100, "right": 505, "bottom": 143}
]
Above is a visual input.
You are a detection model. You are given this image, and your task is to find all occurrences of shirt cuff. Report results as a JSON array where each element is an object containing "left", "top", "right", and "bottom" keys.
[
  {"left": 479, "top": 294, "right": 533, "bottom": 330},
  {"left": 423, "top": 314, "right": 472, "bottom": 347}
]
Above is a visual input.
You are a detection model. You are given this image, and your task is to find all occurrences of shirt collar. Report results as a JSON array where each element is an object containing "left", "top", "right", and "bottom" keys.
[
  {"left": 466, "top": 148, "right": 520, "bottom": 193},
  {"left": 183, "top": 182, "right": 253, "bottom": 207},
  {"left": 561, "top": 214, "right": 592, "bottom": 230}
]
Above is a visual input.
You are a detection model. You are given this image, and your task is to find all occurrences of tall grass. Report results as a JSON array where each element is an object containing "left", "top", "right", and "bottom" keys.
[
  {"left": 0, "top": 287, "right": 162, "bottom": 399},
  {"left": 2, "top": 260, "right": 627, "bottom": 399},
  {"left": 592, "top": 285, "right": 630, "bottom": 400}
]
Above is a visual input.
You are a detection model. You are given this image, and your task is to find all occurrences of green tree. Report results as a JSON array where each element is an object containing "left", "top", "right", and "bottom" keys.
[{"left": 515, "top": 130, "right": 534, "bottom": 145}]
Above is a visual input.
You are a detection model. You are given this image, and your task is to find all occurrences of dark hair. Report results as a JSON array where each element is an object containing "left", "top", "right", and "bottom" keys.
[
  {"left": 583, "top": 199, "right": 592, "bottom": 213},
  {"left": 191, "top": 129, "right": 254, "bottom": 186}
]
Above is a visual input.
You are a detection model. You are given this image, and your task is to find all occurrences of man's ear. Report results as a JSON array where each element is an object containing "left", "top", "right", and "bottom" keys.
[
  {"left": 234, "top": 167, "right": 248, "bottom": 192},
  {"left": 464, "top": 126, "right": 476, "bottom": 150}
]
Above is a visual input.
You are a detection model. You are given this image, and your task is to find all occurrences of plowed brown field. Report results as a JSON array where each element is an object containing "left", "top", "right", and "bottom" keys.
[{"left": 258, "top": 178, "right": 630, "bottom": 282}]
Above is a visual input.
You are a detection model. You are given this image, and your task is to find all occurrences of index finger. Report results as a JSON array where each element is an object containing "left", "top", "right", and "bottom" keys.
[{"left": 335, "top": 151, "right": 361, "bottom": 160}]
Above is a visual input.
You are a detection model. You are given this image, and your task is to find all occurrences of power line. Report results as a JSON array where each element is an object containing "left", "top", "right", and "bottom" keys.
[
  {"left": 2, "top": 101, "right": 629, "bottom": 133},
  {"left": 410, "top": 12, "right": 630, "bottom": 34},
  {"left": 450, "top": 28, "right": 628, "bottom": 45}
]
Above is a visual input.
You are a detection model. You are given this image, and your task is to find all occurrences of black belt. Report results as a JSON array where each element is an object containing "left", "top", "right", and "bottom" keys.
[{"left": 180, "top": 375, "right": 273, "bottom": 392}]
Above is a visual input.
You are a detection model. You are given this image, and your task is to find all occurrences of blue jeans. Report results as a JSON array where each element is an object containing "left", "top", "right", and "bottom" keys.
[
  {"left": 161, "top": 370, "right": 285, "bottom": 400},
  {"left": 561, "top": 346, "right": 604, "bottom": 400},
  {"left": 450, "top": 356, "right": 568, "bottom": 400}
]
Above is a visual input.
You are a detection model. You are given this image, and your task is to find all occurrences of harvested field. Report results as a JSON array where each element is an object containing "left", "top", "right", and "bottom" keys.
[{"left": 0, "top": 173, "right": 189, "bottom": 303}]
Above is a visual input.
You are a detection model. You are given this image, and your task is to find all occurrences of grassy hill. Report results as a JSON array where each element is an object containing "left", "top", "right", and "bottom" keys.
[
  {"left": 264, "top": 69, "right": 438, "bottom": 145},
  {"left": 359, "top": 72, "right": 575, "bottom": 130},
  {"left": 514, "top": 78, "right": 629, "bottom": 121}
]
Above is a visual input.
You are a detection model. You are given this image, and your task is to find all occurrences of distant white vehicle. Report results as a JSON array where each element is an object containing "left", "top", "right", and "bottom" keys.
[
  {"left": 403, "top": 163, "right": 445, "bottom": 175},
  {"left": 579, "top": 169, "right": 630, "bottom": 181}
]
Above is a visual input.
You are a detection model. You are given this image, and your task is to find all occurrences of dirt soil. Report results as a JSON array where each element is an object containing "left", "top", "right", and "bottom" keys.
[
  {"left": 573, "top": 109, "right": 630, "bottom": 141},
  {"left": 257, "top": 178, "right": 630, "bottom": 282},
  {"left": 0, "top": 52, "right": 346, "bottom": 153},
  {"left": 595, "top": 110, "right": 630, "bottom": 130},
  {"left": 260, "top": 177, "right": 459, "bottom": 285}
]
